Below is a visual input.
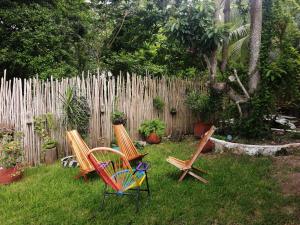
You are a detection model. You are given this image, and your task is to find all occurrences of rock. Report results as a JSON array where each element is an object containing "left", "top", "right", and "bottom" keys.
[
  {"left": 136, "top": 141, "right": 147, "bottom": 147},
  {"left": 276, "top": 118, "right": 296, "bottom": 130}
]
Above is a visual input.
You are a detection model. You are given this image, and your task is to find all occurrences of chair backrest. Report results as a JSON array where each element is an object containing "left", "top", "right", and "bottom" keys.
[
  {"left": 87, "top": 147, "right": 138, "bottom": 192},
  {"left": 186, "top": 126, "right": 216, "bottom": 167},
  {"left": 113, "top": 124, "right": 140, "bottom": 160},
  {"left": 66, "top": 130, "right": 94, "bottom": 172}
]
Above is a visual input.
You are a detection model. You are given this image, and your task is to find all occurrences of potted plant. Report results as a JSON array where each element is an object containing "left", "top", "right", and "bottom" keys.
[
  {"left": 139, "top": 119, "right": 165, "bottom": 144},
  {"left": 112, "top": 110, "right": 127, "bottom": 125},
  {"left": 186, "top": 91, "right": 213, "bottom": 137},
  {"left": 0, "top": 132, "right": 24, "bottom": 185},
  {"left": 34, "top": 113, "right": 58, "bottom": 164},
  {"left": 186, "top": 91, "right": 215, "bottom": 152}
]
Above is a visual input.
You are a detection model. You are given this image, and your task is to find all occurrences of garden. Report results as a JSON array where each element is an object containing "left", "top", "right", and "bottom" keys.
[{"left": 0, "top": 0, "right": 300, "bottom": 225}]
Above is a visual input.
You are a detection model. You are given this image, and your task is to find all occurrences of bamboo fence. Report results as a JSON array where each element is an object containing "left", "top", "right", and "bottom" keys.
[{"left": 0, "top": 70, "right": 205, "bottom": 165}]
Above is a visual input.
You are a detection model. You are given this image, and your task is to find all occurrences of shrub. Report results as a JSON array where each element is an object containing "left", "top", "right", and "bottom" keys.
[
  {"left": 61, "top": 87, "right": 90, "bottom": 137},
  {"left": 139, "top": 119, "right": 166, "bottom": 138},
  {"left": 185, "top": 91, "right": 211, "bottom": 122},
  {"left": 0, "top": 132, "right": 24, "bottom": 168}
]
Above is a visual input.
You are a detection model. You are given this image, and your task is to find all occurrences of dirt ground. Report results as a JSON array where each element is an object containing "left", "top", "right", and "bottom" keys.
[{"left": 272, "top": 149, "right": 300, "bottom": 196}]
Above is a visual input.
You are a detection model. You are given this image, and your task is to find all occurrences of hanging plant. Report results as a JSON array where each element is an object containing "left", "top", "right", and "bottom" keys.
[
  {"left": 153, "top": 96, "right": 165, "bottom": 111},
  {"left": 111, "top": 110, "right": 127, "bottom": 125},
  {"left": 170, "top": 107, "right": 177, "bottom": 116}
]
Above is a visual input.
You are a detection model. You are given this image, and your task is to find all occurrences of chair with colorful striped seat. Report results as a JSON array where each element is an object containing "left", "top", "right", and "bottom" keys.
[{"left": 87, "top": 147, "right": 150, "bottom": 212}]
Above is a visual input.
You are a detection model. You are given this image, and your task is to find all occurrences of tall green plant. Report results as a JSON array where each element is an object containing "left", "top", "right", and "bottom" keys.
[
  {"left": 34, "top": 113, "right": 57, "bottom": 151},
  {"left": 61, "top": 87, "right": 91, "bottom": 137},
  {"left": 153, "top": 96, "right": 164, "bottom": 111}
]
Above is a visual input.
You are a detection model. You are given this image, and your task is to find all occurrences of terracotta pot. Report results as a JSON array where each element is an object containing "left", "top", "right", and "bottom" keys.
[
  {"left": 194, "top": 122, "right": 212, "bottom": 138},
  {"left": 202, "top": 140, "right": 215, "bottom": 153},
  {"left": 0, "top": 167, "right": 23, "bottom": 185},
  {"left": 44, "top": 147, "right": 57, "bottom": 165},
  {"left": 146, "top": 133, "right": 161, "bottom": 144}
]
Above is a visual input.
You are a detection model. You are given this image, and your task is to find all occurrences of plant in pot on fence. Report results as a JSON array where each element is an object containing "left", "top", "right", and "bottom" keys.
[
  {"left": 112, "top": 110, "right": 127, "bottom": 125},
  {"left": 185, "top": 91, "right": 215, "bottom": 152},
  {"left": 139, "top": 119, "right": 165, "bottom": 144},
  {"left": 153, "top": 96, "right": 164, "bottom": 117},
  {"left": 34, "top": 113, "right": 58, "bottom": 165},
  {"left": 0, "top": 132, "right": 24, "bottom": 185}
]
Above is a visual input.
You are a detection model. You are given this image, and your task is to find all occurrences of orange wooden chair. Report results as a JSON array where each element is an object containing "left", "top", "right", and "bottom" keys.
[
  {"left": 66, "top": 130, "right": 95, "bottom": 181},
  {"left": 113, "top": 124, "right": 147, "bottom": 162},
  {"left": 87, "top": 147, "right": 150, "bottom": 212},
  {"left": 166, "top": 126, "right": 216, "bottom": 183}
]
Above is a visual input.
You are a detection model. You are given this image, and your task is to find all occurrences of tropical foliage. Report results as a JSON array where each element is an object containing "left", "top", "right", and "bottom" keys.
[
  {"left": 1, "top": 0, "right": 299, "bottom": 138},
  {"left": 61, "top": 87, "right": 91, "bottom": 136}
]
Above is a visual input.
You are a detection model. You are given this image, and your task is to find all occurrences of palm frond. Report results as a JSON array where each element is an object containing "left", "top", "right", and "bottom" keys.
[
  {"left": 228, "top": 35, "right": 249, "bottom": 60},
  {"left": 229, "top": 24, "right": 250, "bottom": 42}
]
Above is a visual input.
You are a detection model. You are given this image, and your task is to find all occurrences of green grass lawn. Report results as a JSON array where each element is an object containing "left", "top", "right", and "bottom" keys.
[{"left": 0, "top": 140, "right": 299, "bottom": 225}]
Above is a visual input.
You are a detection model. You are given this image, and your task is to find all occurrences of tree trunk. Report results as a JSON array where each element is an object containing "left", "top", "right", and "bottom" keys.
[
  {"left": 221, "top": 0, "right": 231, "bottom": 73},
  {"left": 248, "top": 0, "right": 262, "bottom": 94},
  {"left": 209, "top": 0, "right": 222, "bottom": 82},
  {"left": 209, "top": 50, "right": 218, "bottom": 82}
]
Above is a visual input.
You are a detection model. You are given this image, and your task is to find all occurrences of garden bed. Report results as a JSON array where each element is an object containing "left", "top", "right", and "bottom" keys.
[
  {"left": 211, "top": 137, "right": 300, "bottom": 156},
  {"left": 212, "top": 129, "right": 300, "bottom": 155}
]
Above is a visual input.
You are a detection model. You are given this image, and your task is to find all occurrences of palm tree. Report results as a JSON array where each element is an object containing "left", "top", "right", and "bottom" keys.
[{"left": 248, "top": 0, "right": 262, "bottom": 94}]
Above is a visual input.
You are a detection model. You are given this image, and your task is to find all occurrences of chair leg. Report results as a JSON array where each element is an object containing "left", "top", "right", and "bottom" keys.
[
  {"left": 145, "top": 171, "right": 150, "bottom": 197},
  {"left": 178, "top": 170, "right": 188, "bottom": 182},
  {"left": 188, "top": 171, "right": 208, "bottom": 184},
  {"left": 75, "top": 171, "right": 88, "bottom": 182},
  {"left": 192, "top": 166, "right": 208, "bottom": 174},
  {"left": 100, "top": 184, "right": 107, "bottom": 209},
  {"left": 135, "top": 187, "right": 141, "bottom": 213}
]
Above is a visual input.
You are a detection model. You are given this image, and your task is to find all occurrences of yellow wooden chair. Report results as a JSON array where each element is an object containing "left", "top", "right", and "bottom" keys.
[
  {"left": 66, "top": 130, "right": 95, "bottom": 181},
  {"left": 166, "top": 126, "right": 216, "bottom": 183},
  {"left": 113, "top": 124, "right": 147, "bottom": 162}
]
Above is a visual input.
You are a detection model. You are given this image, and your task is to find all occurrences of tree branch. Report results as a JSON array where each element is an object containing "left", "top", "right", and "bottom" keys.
[
  {"left": 233, "top": 69, "right": 250, "bottom": 99},
  {"left": 108, "top": 11, "right": 128, "bottom": 48}
]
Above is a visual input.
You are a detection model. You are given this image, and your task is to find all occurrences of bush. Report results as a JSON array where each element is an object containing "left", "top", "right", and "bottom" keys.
[
  {"left": 61, "top": 87, "right": 90, "bottom": 137},
  {"left": 139, "top": 119, "right": 166, "bottom": 138},
  {"left": 185, "top": 91, "right": 213, "bottom": 122},
  {"left": 0, "top": 132, "right": 23, "bottom": 168}
]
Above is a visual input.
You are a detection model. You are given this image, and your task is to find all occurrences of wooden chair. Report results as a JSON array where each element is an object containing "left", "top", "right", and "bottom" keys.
[
  {"left": 166, "top": 126, "right": 216, "bottom": 183},
  {"left": 87, "top": 147, "right": 150, "bottom": 212},
  {"left": 66, "top": 130, "right": 95, "bottom": 181},
  {"left": 113, "top": 124, "right": 147, "bottom": 162}
]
